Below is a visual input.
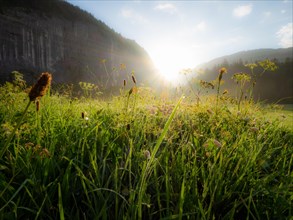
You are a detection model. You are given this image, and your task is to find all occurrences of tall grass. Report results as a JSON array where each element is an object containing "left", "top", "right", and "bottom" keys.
[{"left": 0, "top": 77, "right": 292, "bottom": 219}]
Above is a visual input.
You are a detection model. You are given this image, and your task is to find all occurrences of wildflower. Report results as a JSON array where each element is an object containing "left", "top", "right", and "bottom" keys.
[
  {"left": 250, "top": 127, "right": 259, "bottom": 133},
  {"left": 1, "top": 122, "right": 14, "bottom": 136},
  {"left": 203, "top": 142, "right": 209, "bottom": 148},
  {"left": 40, "top": 148, "right": 50, "bottom": 158},
  {"left": 207, "top": 109, "right": 213, "bottom": 115},
  {"left": 146, "top": 105, "right": 158, "bottom": 115},
  {"left": 205, "top": 152, "right": 211, "bottom": 157},
  {"left": 218, "top": 67, "right": 227, "bottom": 82},
  {"left": 29, "top": 72, "right": 52, "bottom": 101},
  {"left": 213, "top": 139, "right": 222, "bottom": 148},
  {"left": 33, "top": 144, "right": 41, "bottom": 153},
  {"left": 144, "top": 150, "right": 151, "bottom": 160},
  {"left": 25, "top": 142, "right": 34, "bottom": 149}
]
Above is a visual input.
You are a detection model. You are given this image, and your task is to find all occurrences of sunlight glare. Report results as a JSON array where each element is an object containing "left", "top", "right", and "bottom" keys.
[{"left": 149, "top": 43, "right": 197, "bottom": 85}]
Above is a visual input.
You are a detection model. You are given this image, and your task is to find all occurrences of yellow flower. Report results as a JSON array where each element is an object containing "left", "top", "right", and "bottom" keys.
[{"left": 218, "top": 67, "right": 227, "bottom": 81}]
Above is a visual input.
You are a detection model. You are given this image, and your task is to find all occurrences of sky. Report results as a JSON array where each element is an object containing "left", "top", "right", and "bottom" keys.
[{"left": 66, "top": 0, "right": 292, "bottom": 81}]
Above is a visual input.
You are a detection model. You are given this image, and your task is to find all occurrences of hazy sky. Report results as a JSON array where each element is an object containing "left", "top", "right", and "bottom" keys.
[{"left": 66, "top": 0, "right": 292, "bottom": 80}]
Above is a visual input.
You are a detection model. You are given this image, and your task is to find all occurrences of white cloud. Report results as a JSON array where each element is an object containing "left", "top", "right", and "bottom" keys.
[
  {"left": 196, "top": 21, "right": 206, "bottom": 32},
  {"left": 276, "top": 23, "right": 293, "bottom": 47},
  {"left": 233, "top": 4, "right": 252, "bottom": 17},
  {"left": 154, "top": 3, "right": 177, "bottom": 14},
  {"left": 121, "top": 9, "right": 148, "bottom": 24}
]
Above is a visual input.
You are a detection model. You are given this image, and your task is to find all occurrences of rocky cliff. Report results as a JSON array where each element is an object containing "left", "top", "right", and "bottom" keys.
[{"left": 0, "top": 0, "right": 156, "bottom": 86}]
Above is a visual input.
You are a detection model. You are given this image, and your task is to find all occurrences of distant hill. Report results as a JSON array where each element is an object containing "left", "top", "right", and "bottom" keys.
[
  {"left": 195, "top": 48, "right": 293, "bottom": 104},
  {"left": 0, "top": 0, "right": 156, "bottom": 88},
  {"left": 197, "top": 47, "right": 293, "bottom": 69}
]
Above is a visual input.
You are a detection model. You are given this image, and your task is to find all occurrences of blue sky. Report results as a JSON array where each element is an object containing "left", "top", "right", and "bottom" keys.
[{"left": 67, "top": 0, "right": 292, "bottom": 80}]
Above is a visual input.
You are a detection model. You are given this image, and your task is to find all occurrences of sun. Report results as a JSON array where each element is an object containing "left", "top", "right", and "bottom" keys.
[{"left": 149, "top": 43, "right": 196, "bottom": 85}]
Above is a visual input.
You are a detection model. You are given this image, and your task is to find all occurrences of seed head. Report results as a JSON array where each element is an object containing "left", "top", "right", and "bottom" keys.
[
  {"left": 29, "top": 72, "right": 52, "bottom": 101},
  {"left": 131, "top": 75, "right": 136, "bottom": 84},
  {"left": 218, "top": 67, "right": 227, "bottom": 81},
  {"left": 207, "top": 109, "right": 213, "bottom": 115},
  {"left": 36, "top": 100, "right": 40, "bottom": 112},
  {"left": 250, "top": 127, "right": 259, "bottom": 133},
  {"left": 213, "top": 139, "right": 222, "bottom": 148},
  {"left": 219, "top": 67, "right": 227, "bottom": 75},
  {"left": 144, "top": 150, "right": 151, "bottom": 160},
  {"left": 123, "top": 79, "right": 126, "bottom": 87},
  {"left": 129, "top": 87, "right": 133, "bottom": 96},
  {"left": 40, "top": 148, "right": 50, "bottom": 158},
  {"left": 128, "top": 86, "right": 138, "bottom": 96}
]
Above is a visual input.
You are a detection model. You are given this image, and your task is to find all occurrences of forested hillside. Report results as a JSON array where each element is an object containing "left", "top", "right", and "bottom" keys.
[
  {"left": 196, "top": 48, "right": 293, "bottom": 103},
  {"left": 0, "top": 0, "right": 155, "bottom": 87}
]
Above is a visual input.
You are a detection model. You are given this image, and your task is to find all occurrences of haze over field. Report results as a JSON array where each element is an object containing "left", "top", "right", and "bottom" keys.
[{"left": 67, "top": 0, "right": 293, "bottom": 81}]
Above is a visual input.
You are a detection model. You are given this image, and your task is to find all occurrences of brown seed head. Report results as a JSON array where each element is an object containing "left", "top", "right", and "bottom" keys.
[
  {"left": 36, "top": 100, "right": 40, "bottom": 112},
  {"left": 123, "top": 79, "right": 126, "bottom": 87},
  {"left": 129, "top": 87, "right": 133, "bottom": 96},
  {"left": 29, "top": 72, "right": 52, "bottom": 101},
  {"left": 222, "top": 89, "right": 228, "bottom": 95},
  {"left": 213, "top": 139, "right": 222, "bottom": 148},
  {"left": 131, "top": 75, "right": 136, "bottom": 84}
]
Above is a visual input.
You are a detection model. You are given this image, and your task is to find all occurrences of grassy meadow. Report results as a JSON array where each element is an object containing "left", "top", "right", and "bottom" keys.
[{"left": 0, "top": 71, "right": 292, "bottom": 220}]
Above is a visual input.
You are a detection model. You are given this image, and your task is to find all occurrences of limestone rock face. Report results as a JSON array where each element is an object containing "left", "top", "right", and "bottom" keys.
[{"left": 0, "top": 0, "right": 155, "bottom": 86}]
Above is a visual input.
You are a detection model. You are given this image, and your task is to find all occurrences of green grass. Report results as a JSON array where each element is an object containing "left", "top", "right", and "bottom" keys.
[
  {"left": 263, "top": 108, "right": 293, "bottom": 130},
  {"left": 0, "top": 83, "right": 292, "bottom": 219}
]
